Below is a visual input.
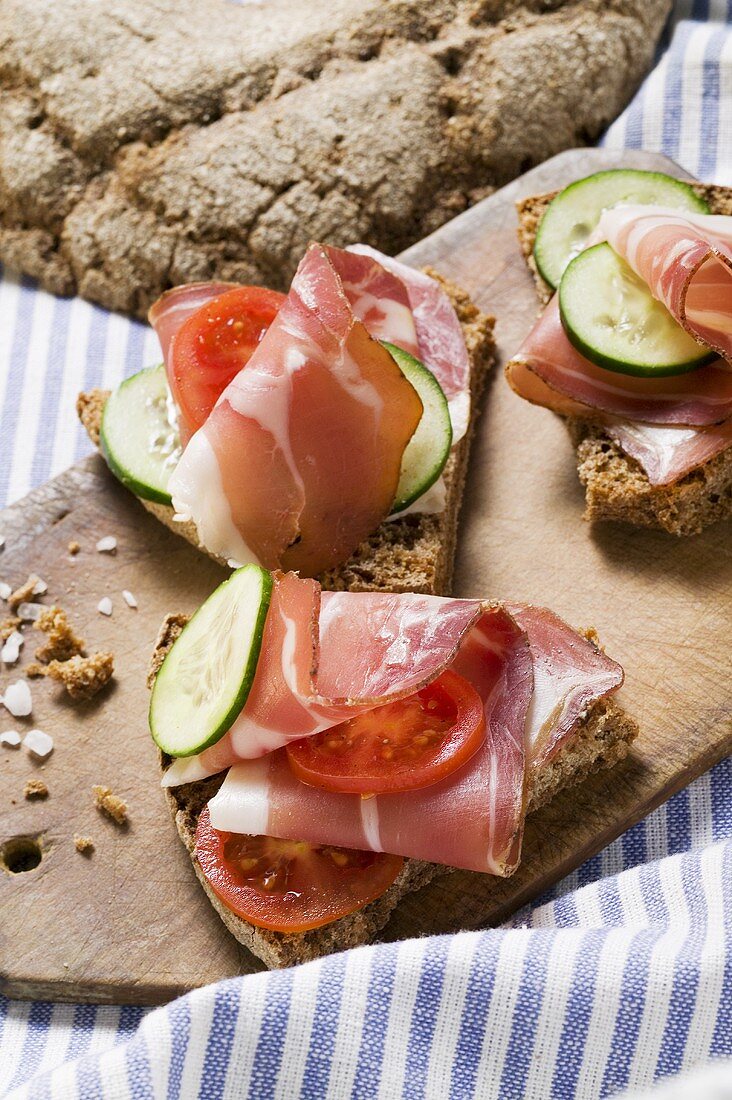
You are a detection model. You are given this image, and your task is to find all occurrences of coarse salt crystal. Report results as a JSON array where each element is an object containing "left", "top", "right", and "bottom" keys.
[
  {"left": 0, "top": 582, "right": 10, "bottom": 600},
  {"left": 2, "top": 680, "right": 32, "bottom": 717},
  {"left": 23, "top": 728, "right": 53, "bottom": 759},
  {"left": 1, "top": 631, "right": 23, "bottom": 664},
  {"left": 0, "top": 535, "right": 5, "bottom": 550},
  {"left": 0, "top": 729, "right": 21, "bottom": 747},
  {"left": 96, "top": 537, "right": 117, "bottom": 554},
  {"left": 122, "top": 590, "right": 138, "bottom": 609},
  {"left": 32, "top": 577, "right": 48, "bottom": 595},
  {"left": 97, "top": 597, "right": 113, "bottom": 616},
  {"left": 17, "top": 602, "right": 43, "bottom": 622}
]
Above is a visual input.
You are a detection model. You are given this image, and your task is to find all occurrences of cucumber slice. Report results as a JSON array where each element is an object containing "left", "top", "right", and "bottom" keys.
[
  {"left": 559, "top": 243, "right": 714, "bottom": 377},
  {"left": 149, "top": 565, "right": 273, "bottom": 757},
  {"left": 100, "top": 365, "right": 182, "bottom": 505},
  {"left": 385, "top": 343, "right": 453, "bottom": 512},
  {"left": 534, "top": 169, "right": 710, "bottom": 290}
]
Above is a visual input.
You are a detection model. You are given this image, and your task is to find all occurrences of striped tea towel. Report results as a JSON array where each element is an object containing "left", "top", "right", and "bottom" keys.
[{"left": 1, "top": 2, "right": 732, "bottom": 1097}]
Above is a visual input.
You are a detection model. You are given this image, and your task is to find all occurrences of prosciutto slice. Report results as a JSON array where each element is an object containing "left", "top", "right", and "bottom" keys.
[
  {"left": 349, "top": 245, "right": 473, "bottom": 440},
  {"left": 163, "top": 571, "right": 483, "bottom": 786},
  {"left": 180, "top": 574, "right": 624, "bottom": 875},
  {"left": 209, "top": 607, "right": 529, "bottom": 876},
  {"left": 168, "top": 245, "right": 423, "bottom": 573},
  {"left": 603, "top": 420, "right": 732, "bottom": 486},
  {"left": 506, "top": 296, "right": 732, "bottom": 428},
  {"left": 599, "top": 205, "right": 732, "bottom": 360},
  {"left": 508, "top": 604, "right": 622, "bottom": 770},
  {"left": 324, "top": 246, "right": 421, "bottom": 361},
  {"left": 148, "top": 282, "right": 236, "bottom": 366}
]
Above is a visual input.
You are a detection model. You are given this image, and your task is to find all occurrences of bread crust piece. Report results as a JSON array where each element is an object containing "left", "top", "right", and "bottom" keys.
[
  {"left": 515, "top": 182, "right": 732, "bottom": 536},
  {"left": 78, "top": 270, "right": 495, "bottom": 594},
  {"left": 149, "top": 613, "right": 638, "bottom": 969}
]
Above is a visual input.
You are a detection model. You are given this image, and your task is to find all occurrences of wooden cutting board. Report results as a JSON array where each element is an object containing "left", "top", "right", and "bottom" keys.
[{"left": 1, "top": 147, "right": 731, "bottom": 1005}]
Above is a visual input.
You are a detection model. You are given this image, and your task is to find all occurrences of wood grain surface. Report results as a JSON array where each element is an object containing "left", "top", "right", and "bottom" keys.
[{"left": 1, "top": 147, "right": 730, "bottom": 1005}]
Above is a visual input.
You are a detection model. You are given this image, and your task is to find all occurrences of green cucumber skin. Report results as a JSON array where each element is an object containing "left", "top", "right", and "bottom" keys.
[
  {"left": 100, "top": 366, "right": 177, "bottom": 506},
  {"left": 559, "top": 244, "right": 715, "bottom": 379},
  {"left": 384, "top": 342, "right": 453, "bottom": 513},
  {"left": 149, "top": 565, "right": 273, "bottom": 758},
  {"left": 560, "top": 315, "right": 715, "bottom": 378},
  {"left": 534, "top": 169, "right": 710, "bottom": 290}
]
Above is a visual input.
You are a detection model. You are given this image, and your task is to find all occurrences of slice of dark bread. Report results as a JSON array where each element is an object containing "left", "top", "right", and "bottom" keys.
[
  {"left": 77, "top": 270, "right": 495, "bottom": 595},
  {"left": 515, "top": 183, "right": 732, "bottom": 536},
  {"left": 148, "top": 614, "right": 638, "bottom": 969}
]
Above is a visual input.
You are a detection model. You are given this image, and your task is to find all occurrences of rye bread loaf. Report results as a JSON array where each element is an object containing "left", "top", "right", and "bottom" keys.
[
  {"left": 78, "top": 270, "right": 495, "bottom": 595},
  {"left": 0, "top": 0, "right": 670, "bottom": 316},
  {"left": 515, "top": 182, "right": 732, "bottom": 536},
  {"left": 148, "top": 613, "right": 638, "bottom": 968}
]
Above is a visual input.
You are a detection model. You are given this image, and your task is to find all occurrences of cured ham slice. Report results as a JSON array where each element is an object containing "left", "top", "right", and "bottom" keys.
[
  {"left": 209, "top": 607, "right": 529, "bottom": 876},
  {"left": 604, "top": 420, "right": 732, "bottom": 486},
  {"left": 149, "top": 247, "right": 471, "bottom": 442},
  {"left": 167, "top": 245, "right": 423, "bottom": 573},
  {"left": 349, "top": 245, "right": 473, "bottom": 440},
  {"left": 599, "top": 205, "right": 732, "bottom": 360},
  {"left": 148, "top": 282, "right": 235, "bottom": 365},
  {"left": 323, "top": 246, "right": 421, "bottom": 361},
  {"left": 163, "top": 572, "right": 483, "bottom": 786},
  {"left": 506, "top": 297, "right": 732, "bottom": 427},
  {"left": 191, "top": 575, "right": 624, "bottom": 875},
  {"left": 508, "top": 604, "right": 623, "bottom": 770}
]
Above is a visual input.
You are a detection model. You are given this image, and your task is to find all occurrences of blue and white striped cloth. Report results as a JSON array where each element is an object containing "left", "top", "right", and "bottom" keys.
[{"left": 2, "top": 3, "right": 732, "bottom": 1096}]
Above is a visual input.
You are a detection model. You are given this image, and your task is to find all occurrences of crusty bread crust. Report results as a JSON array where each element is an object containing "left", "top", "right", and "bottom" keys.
[
  {"left": 149, "top": 613, "right": 637, "bottom": 968},
  {"left": 515, "top": 182, "right": 732, "bottom": 536},
  {"left": 77, "top": 270, "right": 496, "bottom": 595}
]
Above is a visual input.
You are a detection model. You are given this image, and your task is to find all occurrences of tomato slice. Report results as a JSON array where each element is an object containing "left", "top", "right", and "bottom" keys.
[
  {"left": 286, "top": 669, "right": 486, "bottom": 795},
  {"left": 195, "top": 807, "right": 404, "bottom": 933},
  {"left": 168, "top": 285, "right": 285, "bottom": 438}
]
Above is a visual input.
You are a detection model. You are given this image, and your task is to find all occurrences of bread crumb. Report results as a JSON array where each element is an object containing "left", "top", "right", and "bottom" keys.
[
  {"left": 0, "top": 617, "right": 21, "bottom": 641},
  {"left": 23, "top": 779, "right": 49, "bottom": 800},
  {"left": 35, "top": 606, "right": 85, "bottom": 663},
  {"left": 25, "top": 662, "right": 46, "bottom": 678},
  {"left": 68, "top": 541, "right": 81, "bottom": 556},
  {"left": 9, "top": 575, "right": 43, "bottom": 612},
  {"left": 74, "top": 834, "right": 95, "bottom": 855},
  {"left": 46, "top": 652, "right": 114, "bottom": 700},
  {"left": 93, "top": 785, "right": 128, "bottom": 825}
]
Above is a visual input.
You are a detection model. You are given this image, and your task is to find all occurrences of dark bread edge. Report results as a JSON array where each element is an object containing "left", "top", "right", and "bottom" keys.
[{"left": 514, "top": 182, "right": 732, "bottom": 536}]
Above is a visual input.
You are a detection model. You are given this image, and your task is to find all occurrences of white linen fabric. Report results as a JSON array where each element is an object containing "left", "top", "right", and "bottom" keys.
[{"left": 1, "top": 2, "right": 731, "bottom": 1096}]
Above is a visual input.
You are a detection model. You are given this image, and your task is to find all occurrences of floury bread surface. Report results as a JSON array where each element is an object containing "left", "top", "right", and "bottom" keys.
[
  {"left": 1, "top": 0, "right": 670, "bottom": 315},
  {"left": 515, "top": 182, "right": 732, "bottom": 536}
]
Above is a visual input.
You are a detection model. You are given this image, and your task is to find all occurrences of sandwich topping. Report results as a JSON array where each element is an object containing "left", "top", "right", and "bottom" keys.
[
  {"left": 151, "top": 568, "right": 626, "bottom": 929},
  {"left": 101, "top": 242, "right": 472, "bottom": 576},
  {"left": 168, "top": 244, "right": 424, "bottom": 574},
  {"left": 508, "top": 168, "right": 732, "bottom": 487}
]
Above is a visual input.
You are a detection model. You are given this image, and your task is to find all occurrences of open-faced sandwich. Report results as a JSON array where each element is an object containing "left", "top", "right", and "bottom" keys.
[
  {"left": 78, "top": 244, "right": 494, "bottom": 594},
  {"left": 509, "top": 168, "right": 732, "bottom": 536},
  {"left": 147, "top": 566, "right": 637, "bottom": 967}
]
